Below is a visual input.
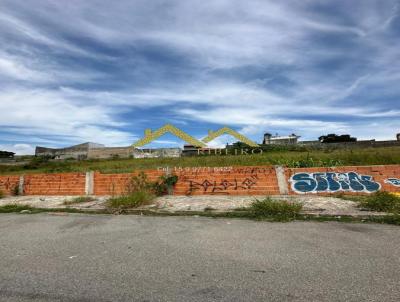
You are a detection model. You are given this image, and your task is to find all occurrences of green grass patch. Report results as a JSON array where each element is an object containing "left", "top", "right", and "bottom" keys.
[
  {"left": 1, "top": 146, "right": 400, "bottom": 175},
  {"left": 0, "top": 204, "right": 34, "bottom": 213},
  {"left": 0, "top": 203, "right": 399, "bottom": 225},
  {"left": 0, "top": 204, "right": 107, "bottom": 214},
  {"left": 107, "top": 172, "right": 175, "bottom": 210},
  {"left": 249, "top": 197, "right": 303, "bottom": 221},
  {"left": 63, "top": 196, "right": 96, "bottom": 205},
  {"left": 375, "top": 214, "right": 400, "bottom": 225},
  {"left": 108, "top": 191, "right": 156, "bottom": 209},
  {"left": 337, "top": 192, "right": 400, "bottom": 214},
  {"left": 357, "top": 192, "right": 400, "bottom": 213}
]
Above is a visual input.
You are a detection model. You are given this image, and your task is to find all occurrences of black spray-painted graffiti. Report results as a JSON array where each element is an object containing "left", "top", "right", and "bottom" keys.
[
  {"left": 0, "top": 177, "right": 17, "bottom": 191},
  {"left": 385, "top": 178, "right": 400, "bottom": 187},
  {"left": 187, "top": 175, "right": 258, "bottom": 194},
  {"left": 289, "top": 172, "right": 381, "bottom": 194}
]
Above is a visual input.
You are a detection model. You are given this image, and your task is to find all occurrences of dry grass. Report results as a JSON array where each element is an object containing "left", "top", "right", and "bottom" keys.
[{"left": 107, "top": 191, "right": 156, "bottom": 209}]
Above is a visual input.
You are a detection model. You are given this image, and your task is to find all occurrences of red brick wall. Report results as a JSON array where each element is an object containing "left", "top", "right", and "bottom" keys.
[
  {"left": 0, "top": 165, "right": 399, "bottom": 196},
  {"left": 173, "top": 166, "right": 280, "bottom": 195},
  {"left": 0, "top": 175, "right": 20, "bottom": 195},
  {"left": 93, "top": 170, "right": 164, "bottom": 195},
  {"left": 24, "top": 173, "right": 86, "bottom": 195}
]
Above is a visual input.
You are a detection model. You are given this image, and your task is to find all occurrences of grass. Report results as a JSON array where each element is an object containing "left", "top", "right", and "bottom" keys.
[
  {"left": 107, "top": 191, "right": 156, "bottom": 209},
  {"left": 0, "top": 204, "right": 34, "bottom": 213},
  {"left": 63, "top": 196, "right": 96, "bottom": 205},
  {"left": 0, "top": 202, "right": 399, "bottom": 225},
  {"left": 358, "top": 192, "right": 400, "bottom": 213},
  {"left": 1, "top": 146, "right": 400, "bottom": 175},
  {"left": 107, "top": 173, "right": 174, "bottom": 210},
  {"left": 249, "top": 197, "right": 303, "bottom": 221},
  {"left": 114, "top": 208, "right": 400, "bottom": 225},
  {"left": 0, "top": 204, "right": 101, "bottom": 214},
  {"left": 337, "top": 192, "right": 400, "bottom": 214}
]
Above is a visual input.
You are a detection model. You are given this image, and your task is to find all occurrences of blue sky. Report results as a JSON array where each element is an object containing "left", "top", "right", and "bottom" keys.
[{"left": 0, "top": 0, "right": 399, "bottom": 154}]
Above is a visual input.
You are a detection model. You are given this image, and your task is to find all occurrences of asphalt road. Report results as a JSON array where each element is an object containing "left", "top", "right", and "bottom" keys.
[{"left": 0, "top": 214, "right": 399, "bottom": 302}]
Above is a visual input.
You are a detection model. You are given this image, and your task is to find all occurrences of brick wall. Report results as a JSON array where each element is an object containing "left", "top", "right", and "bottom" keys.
[
  {"left": 0, "top": 175, "right": 20, "bottom": 195},
  {"left": 173, "top": 166, "right": 280, "bottom": 195},
  {"left": 0, "top": 165, "right": 399, "bottom": 196},
  {"left": 93, "top": 170, "right": 164, "bottom": 195},
  {"left": 24, "top": 173, "right": 86, "bottom": 195}
]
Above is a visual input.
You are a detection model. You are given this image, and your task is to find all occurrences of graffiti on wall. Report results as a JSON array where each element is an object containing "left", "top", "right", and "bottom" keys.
[
  {"left": 385, "top": 178, "right": 400, "bottom": 187},
  {"left": 0, "top": 177, "right": 18, "bottom": 192},
  {"left": 187, "top": 175, "right": 258, "bottom": 194},
  {"left": 289, "top": 172, "right": 381, "bottom": 194}
]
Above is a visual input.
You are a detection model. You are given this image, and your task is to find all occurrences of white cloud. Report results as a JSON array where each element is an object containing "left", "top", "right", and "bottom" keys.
[
  {"left": 0, "top": 144, "right": 35, "bottom": 155},
  {"left": 0, "top": 88, "right": 136, "bottom": 147}
]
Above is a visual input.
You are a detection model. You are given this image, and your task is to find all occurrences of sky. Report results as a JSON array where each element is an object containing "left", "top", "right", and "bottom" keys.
[{"left": 0, "top": 0, "right": 400, "bottom": 154}]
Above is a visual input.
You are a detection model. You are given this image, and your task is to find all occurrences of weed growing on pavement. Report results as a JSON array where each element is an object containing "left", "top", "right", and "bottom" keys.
[
  {"left": 357, "top": 192, "right": 400, "bottom": 213},
  {"left": 0, "top": 204, "right": 36, "bottom": 213},
  {"left": 108, "top": 191, "right": 156, "bottom": 209},
  {"left": 250, "top": 197, "right": 303, "bottom": 221},
  {"left": 0, "top": 204, "right": 103, "bottom": 214}
]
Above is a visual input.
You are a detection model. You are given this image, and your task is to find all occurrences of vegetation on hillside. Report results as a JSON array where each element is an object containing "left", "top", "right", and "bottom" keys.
[{"left": 0, "top": 146, "right": 400, "bottom": 175}]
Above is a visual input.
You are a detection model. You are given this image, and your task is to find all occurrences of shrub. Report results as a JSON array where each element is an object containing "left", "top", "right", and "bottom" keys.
[
  {"left": 125, "top": 172, "right": 178, "bottom": 196},
  {"left": 107, "top": 173, "right": 177, "bottom": 210},
  {"left": 12, "top": 184, "right": 19, "bottom": 196},
  {"left": 0, "top": 190, "right": 4, "bottom": 199},
  {"left": 108, "top": 191, "right": 155, "bottom": 209},
  {"left": 125, "top": 172, "right": 152, "bottom": 194},
  {"left": 358, "top": 192, "right": 400, "bottom": 213},
  {"left": 152, "top": 175, "right": 178, "bottom": 195},
  {"left": 250, "top": 197, "right": 303, "bottom": 221}
]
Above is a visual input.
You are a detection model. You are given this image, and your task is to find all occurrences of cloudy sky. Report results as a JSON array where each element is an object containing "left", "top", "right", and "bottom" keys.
[{"left": 1, "top": 0, "right": 400, "bottom": 154}]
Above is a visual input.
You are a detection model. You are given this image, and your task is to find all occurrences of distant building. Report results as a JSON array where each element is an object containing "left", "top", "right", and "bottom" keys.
[
  {"left": 262, "top": 133, "right": 300, "bottom": 145},
  {"left": 35, "top": 142, "right": 181, "bottom": 160},
  {"left": 35, "top": 142, "right": 105, "bottom": 160},
  {"left": 182, "top": 145, "right": 201, "bottom": 156}
]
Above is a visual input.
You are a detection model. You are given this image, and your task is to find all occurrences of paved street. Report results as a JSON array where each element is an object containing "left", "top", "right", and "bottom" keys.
[{"left": 0, "top": 214, "right": 399, "bottom": 302}]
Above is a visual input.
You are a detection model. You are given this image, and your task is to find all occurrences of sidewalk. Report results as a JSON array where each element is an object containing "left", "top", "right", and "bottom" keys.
[{"left": 0, "top": 194, "right": 386, "bottom": 217}]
